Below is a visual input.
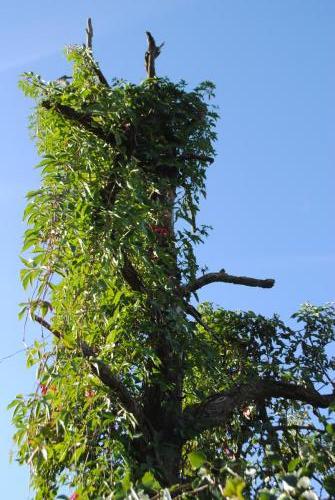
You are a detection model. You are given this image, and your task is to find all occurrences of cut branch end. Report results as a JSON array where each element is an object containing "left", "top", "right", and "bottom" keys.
[
  {"left": 145, "top": 31, "right": 164, "bottom": 78},
  {"left": 86, "top": 17, "right": 93, "bottom": 50}
]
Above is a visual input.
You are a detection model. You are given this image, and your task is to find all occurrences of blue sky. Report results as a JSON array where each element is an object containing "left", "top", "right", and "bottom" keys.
[{"left": 1, "top": 1, "right": 334, "bottom": 497}]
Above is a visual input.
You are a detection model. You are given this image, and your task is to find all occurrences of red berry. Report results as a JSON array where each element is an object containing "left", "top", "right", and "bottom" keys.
[
  {"left": 40, "top": 383, "right": 48, "bottom": 396},
  {"left": 150, "top": 225, "right": 169, "bottom": 237},
  {"left": 85, "top": 389, "right": 96, "bottom": 399},
  {"left": 69, "top": 493, "right": 80, "bottom": 500}
]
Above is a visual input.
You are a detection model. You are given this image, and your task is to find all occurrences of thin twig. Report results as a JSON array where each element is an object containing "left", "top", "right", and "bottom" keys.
[{"left": 0, "top": 346, "right": 30, "bottom": 363}]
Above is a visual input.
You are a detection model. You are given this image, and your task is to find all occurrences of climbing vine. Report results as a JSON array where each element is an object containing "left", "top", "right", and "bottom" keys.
[{"left": 10, "top": 30, "right": 335, "bottom": 500}]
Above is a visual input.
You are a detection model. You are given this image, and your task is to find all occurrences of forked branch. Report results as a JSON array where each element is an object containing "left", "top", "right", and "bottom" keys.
[
  {"left": 83, "top": 18, "right": 110, "bottom": 86},
  {"left": 145, "top": 31, "right": 164, "bottom": 78}
]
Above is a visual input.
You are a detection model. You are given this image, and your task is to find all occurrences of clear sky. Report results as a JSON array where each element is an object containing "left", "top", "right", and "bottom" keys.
[{"left": 1, "top": 1, "right": 334, "bottom": 497}]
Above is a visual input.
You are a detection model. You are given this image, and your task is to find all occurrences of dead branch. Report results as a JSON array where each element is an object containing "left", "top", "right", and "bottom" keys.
[
  {"left": 145, "top": 31, "right": 164, "bottom": 78},
  {"left": 86, "top": 17, "right": 93, "bottom": 50},
  {"left": 183, "top": 270, "right": 275, "bottom": 295},
  {"left": 85, "top": 17, "right": 110, "bottom": 87}
]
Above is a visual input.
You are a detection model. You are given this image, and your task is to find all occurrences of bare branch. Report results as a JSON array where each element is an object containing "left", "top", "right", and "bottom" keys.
[
  {"left": 33, "top": 315, "right": 142, "bottom": 421},
  {"left": 183, "top": 271, "right": 275, "bottom": 295},
  {"left": 145, "top": 31, "right": 164, "bottom": 78},
  {"left": 84, "top": 18, "right": 110, "bottom": 87},
  {"left": 181, "top": 378, "right": 335, "bottom": 441}
]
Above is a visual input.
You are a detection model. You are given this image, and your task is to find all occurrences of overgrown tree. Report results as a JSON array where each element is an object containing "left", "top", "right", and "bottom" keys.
[{"left": 11, "top": 22, "right": 335, "bottom": 499}]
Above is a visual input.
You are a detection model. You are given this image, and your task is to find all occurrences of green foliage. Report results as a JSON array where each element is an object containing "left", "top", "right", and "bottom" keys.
[
  {"left": 11, "top": 44, "right": 335, "bottom": 499},
  {"left": 188, "top": 450, "right": 207, "bottom": 469},
  {"left": 223, "top": 476, "right": 246, "bottom": 499}
]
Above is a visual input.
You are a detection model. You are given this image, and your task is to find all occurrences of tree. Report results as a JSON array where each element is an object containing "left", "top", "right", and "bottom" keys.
[{"left": 11, "top": 22, "right": 335, "bottom": 499}]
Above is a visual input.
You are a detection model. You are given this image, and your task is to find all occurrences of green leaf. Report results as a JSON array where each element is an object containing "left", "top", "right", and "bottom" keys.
[
  {"left": 258, "top": 492, "right": 277, "bottom": 500},
  {"left": 62, "top": 333, "right": 75, "bottom": 348},
  {"left": 223, "top": 476, "right": 245, "bottom": 500},
  {"left": 71, "top": 445, "right": 85, "bottom": 463},
  {"left": 7, "top": 400, "right": 17, "bottom": 411},
  {"left": 188, "top": 450, "right": 206, "bottom": 469},
  {"left": 141, "top": 471, "right": 160, "bottom": 490},
  {"left": 288, "top": 457, "right": 300, "bottom": 472},
  {"left": 121, "top": 470, "right": 131, "bottom": 492},
  {"left": 324, "top": 475, "right": 335, "bottom": 495},
  {"left": 142, "top": 471, "right": 155, "bottom": 488},
  {"left": 18, "top": 304, "right": 28, "bottom": 320},
  {"left": 326, "top": 423, "right": 335, "bottom": 435}
]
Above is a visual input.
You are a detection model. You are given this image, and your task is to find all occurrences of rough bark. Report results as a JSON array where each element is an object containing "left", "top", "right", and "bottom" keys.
[{"left": 141, "top": 183, "right": 184, "bottom": 484}]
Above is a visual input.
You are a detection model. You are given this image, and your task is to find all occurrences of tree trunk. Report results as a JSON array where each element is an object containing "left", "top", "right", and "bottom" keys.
[{"left": 141, "top": 177, "right": 184, "bottom": 485}]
